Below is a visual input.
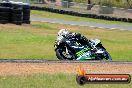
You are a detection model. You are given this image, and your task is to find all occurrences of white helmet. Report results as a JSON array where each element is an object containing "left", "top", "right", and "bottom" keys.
[{"left": 58, "top": 29, "right": 69, "bottom": 36}]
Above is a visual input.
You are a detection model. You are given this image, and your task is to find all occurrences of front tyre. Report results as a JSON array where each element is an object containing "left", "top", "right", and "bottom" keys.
[{"left": 55, "top": 48, "right": 75, "bottom": 60}]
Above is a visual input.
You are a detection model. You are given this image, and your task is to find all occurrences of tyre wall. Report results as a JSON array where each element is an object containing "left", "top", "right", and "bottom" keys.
[
  {"left": 31, "top": 5, "right": 132, "bottom": 23},
  {"left": 0, "top": 2, "right": 30, "bottom": 25}
]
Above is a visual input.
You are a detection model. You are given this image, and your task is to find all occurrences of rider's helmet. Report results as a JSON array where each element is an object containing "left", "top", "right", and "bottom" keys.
[{"left": 58, "top": 29, "right": 69, "bottom": 36}]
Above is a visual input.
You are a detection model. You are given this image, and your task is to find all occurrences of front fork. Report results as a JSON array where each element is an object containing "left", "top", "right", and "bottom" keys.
[{"left": 65, "top": 46, "right": 69, "bottom": 55}]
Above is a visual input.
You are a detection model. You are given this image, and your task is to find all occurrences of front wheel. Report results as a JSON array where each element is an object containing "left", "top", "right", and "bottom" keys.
[{"left": 55, "top": 48, "right": 75, "bottom": 60}]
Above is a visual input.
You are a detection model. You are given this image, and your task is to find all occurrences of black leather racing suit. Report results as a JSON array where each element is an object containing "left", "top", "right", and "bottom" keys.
[{"left": 64, "top": 32, "right": 90, "bottom": 46}]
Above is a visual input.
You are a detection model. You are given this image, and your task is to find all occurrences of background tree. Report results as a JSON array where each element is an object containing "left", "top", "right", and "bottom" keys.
[
  {"left": 87, "top": 0, "right": 91, "bottom": 4},
  {"left": 126, "top": 0, "right": 132, "bottom": 8},
  {"left": 87, "top": 0, "right": 93, "bottom": 10}
]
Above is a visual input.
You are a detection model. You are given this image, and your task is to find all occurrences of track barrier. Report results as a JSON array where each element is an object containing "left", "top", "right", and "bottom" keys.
[{"left": 0, "top": 1, "right": 30, "bottom": 25}]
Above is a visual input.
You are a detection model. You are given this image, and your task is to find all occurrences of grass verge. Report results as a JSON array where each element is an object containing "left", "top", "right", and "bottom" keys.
[
  {"left": 0, "top": 73, "right": 131, "bottom": 88},
  {"left": 0, "top": 22, "right": 131, "bottom": 60},
  {"left": 31, "top": 10, "right": 132, "bottom": 26}
]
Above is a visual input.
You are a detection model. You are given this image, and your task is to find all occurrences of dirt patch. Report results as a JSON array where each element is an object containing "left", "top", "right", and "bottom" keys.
[{"left": 0, "top": 63, "right": 132, "bottom": 76}]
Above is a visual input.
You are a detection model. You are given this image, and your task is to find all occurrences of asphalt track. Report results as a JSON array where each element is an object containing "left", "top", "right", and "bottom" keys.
[
  {"left": 0, "top": 59, "right": 132, "bottom": 64},
  {"left": 0, "top": 59, "right": 132, "bottom": 75},
  {"left": 31, "top": 15, "right": 132, "bottom": 31}
]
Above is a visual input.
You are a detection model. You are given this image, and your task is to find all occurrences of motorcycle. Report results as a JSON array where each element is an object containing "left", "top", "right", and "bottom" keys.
[{"left": 54, "top": 34, "right": 112, "bottom": 61}]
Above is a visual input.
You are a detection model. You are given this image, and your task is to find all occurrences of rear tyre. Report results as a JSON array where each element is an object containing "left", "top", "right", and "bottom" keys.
[{"left": 104, "top": 51, "right": 112, "bottom": 61}]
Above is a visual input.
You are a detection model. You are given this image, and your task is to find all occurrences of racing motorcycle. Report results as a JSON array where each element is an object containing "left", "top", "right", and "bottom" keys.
[{"left": 54, "top": 34, "right": 112, "bottom": 61}]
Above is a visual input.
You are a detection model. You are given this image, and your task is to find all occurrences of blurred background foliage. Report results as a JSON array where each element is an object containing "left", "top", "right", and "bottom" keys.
[{"left": 72, "top": 0, "right": 132, "bottom": 8}]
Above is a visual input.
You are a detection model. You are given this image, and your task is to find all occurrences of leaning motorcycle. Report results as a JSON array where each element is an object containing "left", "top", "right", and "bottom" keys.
[{"left": 54, "top": 34, "right": 112, "bottom": 61}]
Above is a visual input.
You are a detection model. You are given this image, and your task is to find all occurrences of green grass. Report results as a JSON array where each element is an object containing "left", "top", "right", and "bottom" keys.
[
  {"left": 0, "top": 73, "right": 131, "bottom": 88},
  {"left": 31, "top": 10, "right": 132, "bottom": 26},
  {"left": 0, "top": 23, "right": 58, "bottom": 60},
  {"left": 0, "top": 22, "right": 132, "bottom": 61}
]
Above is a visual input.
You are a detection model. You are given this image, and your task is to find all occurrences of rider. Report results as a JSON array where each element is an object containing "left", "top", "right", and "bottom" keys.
[{"left": 57, "top": 29, "right": 90, "bottom": 45}]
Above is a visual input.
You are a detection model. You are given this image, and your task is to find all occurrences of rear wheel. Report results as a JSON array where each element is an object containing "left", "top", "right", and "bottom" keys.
[
  {"left": 96, "top": 44, "right": 112, "bottom": 61},
  {"left": 104, "top": 50, "right": 112, "bottom": 61},
  {"left": 94, "top": 49, "right": 112, "bottom": 61}
]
